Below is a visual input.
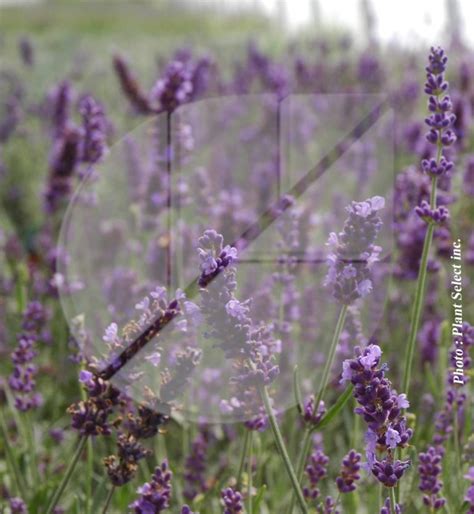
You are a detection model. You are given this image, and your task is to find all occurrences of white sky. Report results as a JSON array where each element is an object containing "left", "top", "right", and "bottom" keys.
[{"left": 244, "top": 0, "right": 473, "bottom": 47}]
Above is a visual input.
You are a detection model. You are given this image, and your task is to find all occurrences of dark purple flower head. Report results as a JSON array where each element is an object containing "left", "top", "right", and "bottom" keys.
[
  {"left": 418, "top": 446, "right": 446, "bottom": 510},
  {"left": 151, "top": 60, "right": 193, "bottom": 113},
  {"left": 181, "top": 506, "right": 195, "bottom": 514},
  {"left": 130, "top": 461, "right": 172, "bottom": 513},
  {"left": 464, "top": 467, "right": 474, "bottom": 512},
  {"left": 336, "top": 449, "right": 362, "bottom": 493},
  {"left": 372, "top": 458, "right": 411, "bottom": 488},
  {"left": 184, "top": 430, "right": 209, "bottom": 501},
  {"left": 325, "top": 196, "right": 384, "bottom": 304},
  {"left": 303, "top": 395, "right": 326, "bottom": 426},
  {"left": 221, "top": 487, "right": 243, "bottom": 514},
  {"left": 415, "top": 200, "right": 449, "bottom": 224},
  {"left": 78, "top": 94, "right": 108, "bottom": 164},
  {"left": 18, "top": 36, "right": 34, "bottom": 67}
]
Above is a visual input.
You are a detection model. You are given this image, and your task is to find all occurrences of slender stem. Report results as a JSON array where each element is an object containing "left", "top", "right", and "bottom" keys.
[
  {"left": 45, "top": 435, "right": 87, "bottom": 514},
  {"left": 390, "top": 487, "right": 397, "bottom": 513},
  {"left": 259, "top": 385, "right": 308, "bottom": 514},
  {"left": 453, "top": 403, "right": 462, "bottom": 475},
  {"left": 248, "top": 430, "right": 253, "bottom": 514},
  {"left": 287, "top": 305, "right": 347, "bottom": 514},
  {"left": 86, "top": 438, "right": 94, "bottom": 514},
  {"left": 236, "top": 428, "right": 250, "bottom": 489},
  {"left": 401, "top": 177, "right": 437, "bottom": 395},
  {"left": 102, "top": 485, "right": 115, "bottom": 514},
  {"left": 0, "top": 408, "right": 28, "bottom": 499}
]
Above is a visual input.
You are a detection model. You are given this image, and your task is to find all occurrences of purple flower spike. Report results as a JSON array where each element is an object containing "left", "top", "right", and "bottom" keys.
[
  {"left": 151, "top": 60, "right": 193, "bottom": 113},
  {"left": 418, "top": 446, "right": 446, "bottom": 510},
  {"left": 129, "top": 461, "right": 172, "bottom": 513},
  {"left": 303, "top": 448, "right": 329, "bottom": 502},
  {"left": 464, "top": 467, "right": 474, "bottom": 513},
  {"left": 221, "top": 487, "right": 243, "bottom": 514},
  {"left": 341, "top": 344, "right": 412, "bottom": 487},
  {"left": 9, "top": 301, "right": 48, "bottom": 411},
  {"left": 325, "top": 196, "right": 384, "bottom": 304},
  {"left": 78, "top": 94, "right": 108, "bottom": 164},
  {"left": 181, "top": 506, "right": 195, "bottom": 514},
  {"left": 336, "top": 449, "right": 362, "bottom": 493}
]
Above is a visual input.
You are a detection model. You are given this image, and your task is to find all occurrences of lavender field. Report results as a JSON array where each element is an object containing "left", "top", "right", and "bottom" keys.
[{"left": 0, "top": 1, "right": 473, "bottom": 513}]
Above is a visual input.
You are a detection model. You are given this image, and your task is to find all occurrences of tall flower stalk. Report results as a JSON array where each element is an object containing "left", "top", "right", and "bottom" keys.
[
  {"left": 401, "top": 46, "right": 456, "bottom": 394},
  {"left": 289, "top": 196, "right": 384, "bottom": 514}
]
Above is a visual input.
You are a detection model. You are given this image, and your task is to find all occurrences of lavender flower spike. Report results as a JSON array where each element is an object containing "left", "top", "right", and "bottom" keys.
[
  {"left": 464, "top": 467, "right": 474, "bottom": 513},
  {"left": 221, "top": 487, "right": 243, "bottom": 514},
  {"left": 418, "top": 446, "right": 446, "bottom": 510},
  {"left": 325, "top": 196, "right": 384, "bottom": 304},
  {"left": 129, "top": 461, "right": 172, "bottom": 513},
  {"left": 336, "top": 449, "right": 362, "bottom": 493}
]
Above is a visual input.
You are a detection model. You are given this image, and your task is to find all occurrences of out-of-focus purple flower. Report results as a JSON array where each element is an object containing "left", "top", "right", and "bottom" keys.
[
  {"left": 44, "top": 126, "right": 81, "bottom": 214},
  {"left": 197, "top": 230, "right": 237, "bottom": 288},
  {"left": 78, "top": 94, "right": 108, "bottom": 164},
  {"left": 221, "top": 487, "right": 243, "bottom": 514},
  {"left": 9, "top": 497, "right": 28, "bottom": 514},
  {"left": 336, "top": 450, "right": 362, "bottom": 493},
  {"left": 464, "top": 157, "right": 474, "bottom": 196},
  {"left": 325, "top": 196, "right": 384, "bottom": 304},
  {"left": 303, "top": 448, "right": 329, "bottom": 502},
  {"left": 129, "top": 461, "right": 172, "bottom": 513},
  {"left": 184, "top": 429, "right": 209, "bottom": 501},
  {"left": 464, "top": 467, "right": 474, "bottom": 513},
  {"left": 18, "top": 36, "right": 34, "bottom": 67},
  {"left": 150, "top": 60, "right": 193, "bottom": 113},
  {"left": 9, "top": 301, "right": 48, "bottom": 411},
  {"left": 113, "top": 54, "right": 152, "bottom": 114},
  {"left": 181, "top": 506, "right": 195, "bottom": 514},
  {"left": 48, "top": 80, "right": 73, "bottom": 137},
  {"left": 418, "top": 446, "right": 446, "bottom": 510},
  {"left": 320, "top": 496, "right": 340, "bottom": 514}
]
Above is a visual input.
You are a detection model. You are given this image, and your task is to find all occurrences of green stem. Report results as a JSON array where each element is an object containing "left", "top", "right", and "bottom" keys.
[
  {"left": 86, "top": 438, "right": 94, "bottom": 514},
  {"left": 248, "top": 431, "right": 253, "bottom": 514},
  {"left": 236, "top": 428, "right": 251, "bottom": 489},
  {"left": 45, "top": 435, "right": 87, "bottom": 514},
  {"left": 0, "top": 408, "right": 28, "bottom": 499},
  {"left": 390, "top": 487, "right": 397, "bottom": 513},
  {"left": 287, "top": 305, "right": 347, "bottom": 514},
  {"left": 102, "top": 485, "right": 115, "bottom": 514},
  {"left": 259, "top": 385, "right": 308, "bottom": 514},
  {"left": 401, "top": 176, "right": 437, "bottom": 395}
]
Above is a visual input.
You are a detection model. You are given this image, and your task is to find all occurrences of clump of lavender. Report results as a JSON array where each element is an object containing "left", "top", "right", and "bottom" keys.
[
  {"left": 336, "top": 449, "right": 362, "bottom": 493},
  {"left": 9, "top": 301, "right": 48, "bottom": 411},
  {"left": 221, "top": 487, "right": 243, "bottom": 514},
  {"left": 341, "top": 344, "right": 412, "bottom": 487},
  {"left": 303, "top": 447, "right": 329, "bottom": 503},
  {"left": 418, "top": 446, "right": 446, "bottom": 510},
  {"left": 129, "top": 461, "right": 172, "bottom": 513},
  {"left": 325, "top": 196, "right": 384, "bottom": 305},
  {"left": 197, "top": 230, "right": 279, "bottom": 422}
]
